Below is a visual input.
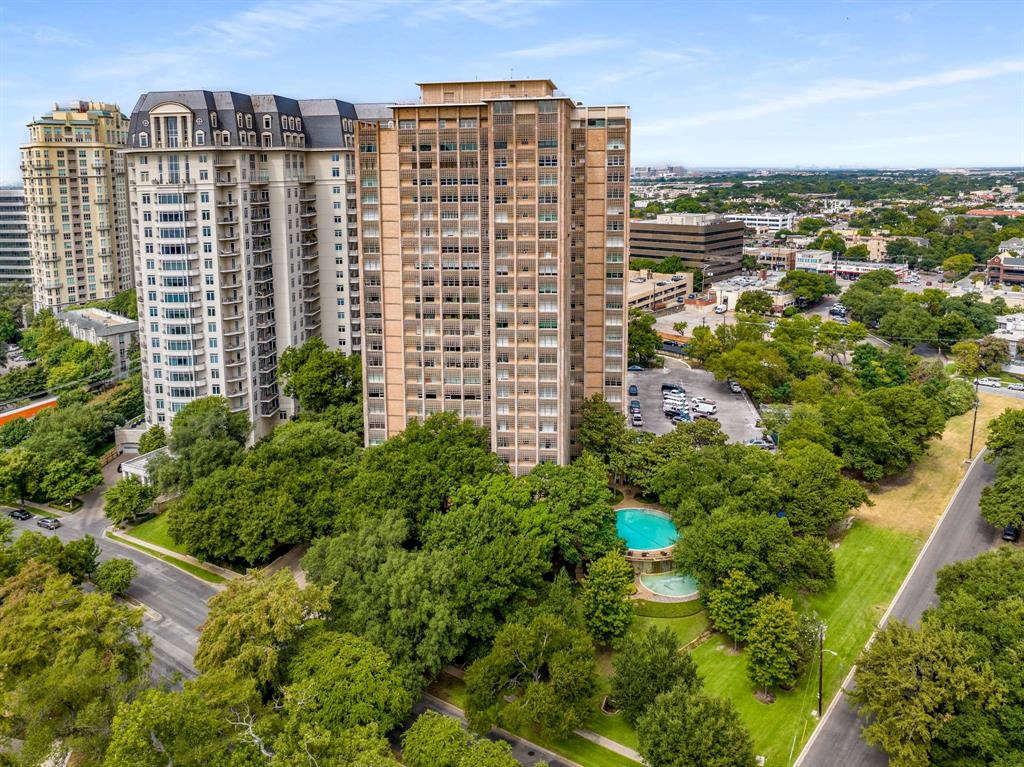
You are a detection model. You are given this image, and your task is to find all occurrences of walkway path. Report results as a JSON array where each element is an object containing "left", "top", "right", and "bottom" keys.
[{"left": 574, "top": 729, "right": 642, "bottom": 762}]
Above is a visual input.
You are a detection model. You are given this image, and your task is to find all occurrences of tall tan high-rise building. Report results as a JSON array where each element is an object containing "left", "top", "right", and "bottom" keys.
[
  {"left": 20, "top": 101, "right": 131, "bottom": 310},
  {"left": 357, "top": 79, "right": 629, "bottom": 473}
]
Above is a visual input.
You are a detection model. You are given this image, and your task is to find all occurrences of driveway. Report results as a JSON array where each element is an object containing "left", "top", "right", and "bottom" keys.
[
  {"left": 627, "top": 359, "right": 761, "bottom": 443},
  {"left": 796, "top": 454, "right": 1004, "bottom": 767}
]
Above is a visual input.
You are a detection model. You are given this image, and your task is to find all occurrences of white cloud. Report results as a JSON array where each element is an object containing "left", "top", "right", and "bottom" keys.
[
  {"left": 503, "top": 35, "right": 621, "bottom": 58},
  {"left": 638, "top": 58, "right": 1024, "bottom": 133}
]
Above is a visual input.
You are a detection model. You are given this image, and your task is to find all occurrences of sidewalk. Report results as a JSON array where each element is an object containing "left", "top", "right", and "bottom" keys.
[{"left": 108, "top": 525, "right": 240, "bottom": 581}]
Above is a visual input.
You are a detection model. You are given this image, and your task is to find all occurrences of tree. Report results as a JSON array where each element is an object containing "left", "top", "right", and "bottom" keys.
[
  {"left": 985, "top": 408, "right": 1024, "bottom": 457},
  {"left": 277, "top": 337, "right": 362, "bottom": 414},
  {"left": 402, "top": 711, "right": 522, "bottom": 767},
  {"left": 0, "top": 561, "right": 151, "bottom": 765},
  {"left": 734, "top": 290, "right": 773, "bottom": 315},
  {"left": 93, "top": 557, "right": 137, "bottom": 595},
  {"left": 0, "top": 416, "right": 33, "bottom": 449},
  {"left": 979, "top": 450, "right": 1024, "bottom": 529},
  {"left": 104, "top": 476, "right": 156, "bottom": 526},
  {"left": 610, "top": 626, "right": 701, "bottom": 726},
  {"left": 705, "top": 341, "right": 790, "bottom": 402},
  {"left": 636, "top": 686, "right": 756, "bottom": 767},
  {"left": 976, "top": 335, "right": 1010, "bottom": 373},
  {"left": 779, "top": 270, "right": 838, "bottom": 305},
  {"left": 778, "top": 441, "right": 868, "bottom": 536},
  {"left": 137, "top": 423, "right": 167, "bottom": 454},
  {"left": 797, "top": 217, "right": 827, "bottom": 235},
  {"left": 850, "top": 621, "right": 998, "bottom": 767},
  {"left": 59, "top": 534, "right": 101, "bottom": 584},
  {"left": 628, "top": 308, "right": 661, "bottom": 367},
  {"left": 195, "top": 569, "right": 331, "bottom": 692},
  {"left": 579, "top": 393, "right": 629, "bottom": 471},
  {"left": 687, "top": 325, "right": 722, "bottom": 364},
  {"left": 149, "top": 396, "right": 250, "bottom": 494},
  {"left": 705, "top": 569, "right": 759, "bottom": 647},
  {"left": 942, "top": 253, "right": 976, "bottom": 278},
  {"left": 580, "top": 551, "right": 635, "bottom": 644},
  {"left": 810, "top": 230, "right": 847, "bottom": 254},
  {"left": 936, "top": 312, "right": 976, "bottom": 350},
  {"left": 951, "top": 340, "right": 980, "bottom": 378},
  {"left": 746, "top": 594, "right": 801, "bottom": 695},
  {"left": 42, "top": 449, "right": 102, "bottom": 505},
  {"left": 465, "top": 613, "right": 597, "bottom": 738},
  {"left": 0, "top": 445, "right": 43, "bottom": 505},
  {"left": 285, "top": 628, "right": 413, "bottom": 734},
  {"left": 844, "top": 243, "right": 870, "bottom": 261}
]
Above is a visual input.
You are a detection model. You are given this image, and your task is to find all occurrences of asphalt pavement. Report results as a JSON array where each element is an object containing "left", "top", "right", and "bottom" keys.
[
  {"left": 6, "top": 456, "right": 216, "bottom": 680},
  {"left": 796, "top": 454, "right": 1004, "bottom": 767}
]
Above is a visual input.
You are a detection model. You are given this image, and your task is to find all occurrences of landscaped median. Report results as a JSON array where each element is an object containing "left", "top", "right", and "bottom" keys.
[{"left": 106, "top": 514, "right": 238, "bottom": 585}]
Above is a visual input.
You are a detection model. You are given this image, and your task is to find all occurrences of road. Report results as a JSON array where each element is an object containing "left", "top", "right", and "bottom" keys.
[
  {"left": 797, "top": 454, "right": 1003, "bottom": 767},
  {"left": 7, "top": 456, "right": 216, "bottom": 680}
]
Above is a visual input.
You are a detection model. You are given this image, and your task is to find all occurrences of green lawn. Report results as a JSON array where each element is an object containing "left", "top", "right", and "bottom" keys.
[
  {"left": 427, "top": 672, "right": 638, "bottom": 767},
  {"left": 691, "top": 521, "right": 918, "bottom": 766},
  {"left": 126, "top": 513, "right": 180, "bottom": 552},
  {"left": 107, "top": 532, "right": 226, "bottom": 584}
]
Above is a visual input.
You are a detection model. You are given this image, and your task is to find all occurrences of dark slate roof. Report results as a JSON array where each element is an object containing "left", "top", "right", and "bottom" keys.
[{"left": 127, "top": 91, "right": 383, "bottom": 149}]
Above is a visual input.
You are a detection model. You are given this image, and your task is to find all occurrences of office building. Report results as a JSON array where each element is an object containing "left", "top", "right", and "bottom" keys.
[
  {"left": 124, "top": 91, "right": 372, "bottom": 435},
  {"left": 20, "top": 101, "right": 131, "bottom": 310},
  {"left": 629, "top": 213, "right": 744, "bottom": 281},
  {"left": 0, "top": 187, "right": 32, "bottom": 286},
  {"left": 722, "top": 211, "right": 796, "bottom": 232},
  {"left": 56, "top": 306, "right": 137, "bottom": 377},
  {"left": 356, "top": 79, "right": 629, "bottom": 473},
  {"left": 987, "top": 253, "right": 1024, "bottom": 286},
  {"left": 627, "top": 269, "right": 694, "bottom": 312}
]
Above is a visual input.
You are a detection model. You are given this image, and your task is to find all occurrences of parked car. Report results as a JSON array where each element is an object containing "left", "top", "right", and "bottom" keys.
[
  {"left": 630, "top": 413, "right": 644, "bottom": 428},
  {"left": 664, "top": 399, "right": 687, "bottom": 412},
  {"left": 976, "top": 377, "right": 1003, "bottom": 388},
  {"left": 692, "top": 402, "right": 718, "bottom": 416},
  {"left": 728, "top": 381, "right": 743, "bottom": 394},
  {"left": 627, "top": 364, "right": 645, "bottom": 372},
  {"left": 7, "top": 508, "right": 31, "bottom": 521},
  {"left": 629, "top": 402, "right": 642, "bottom": 415},
  {"left": 661, "top": 383, "right": 685, "bottom": 393},
  {"left": 36, "top": 517, "right": 61, "bottom": 530},
  {"left": 714, "top": 304, "right": 728, "bottom": 314},
  {"left": 837, "top": 317, "right": 850, "bottom": 325},
  {"left": 691, "top": 396, "right": 717, "bottom": 407},
  {"left": 691, "top": 411, "right": 718, "bottom": 421},
  {"left": 671, "top": 413, "right": 692, "bottom": 425},
  {"left": 1002, "top": 525, "right": 1021, "bottom": 543},
  {"left": 1007, "top": 383, "right": 1024, "bottom": 392},
  {"left": 746, "top": 438, "right": 777, "bottom": 451},
  {"left": 628, "top": 384, "right": 639, "bottom": 396}
]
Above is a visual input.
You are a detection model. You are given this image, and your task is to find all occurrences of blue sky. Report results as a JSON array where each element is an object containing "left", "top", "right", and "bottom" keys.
[{"left": 1, "top": 0, "right": 1022, "bottom": 182}]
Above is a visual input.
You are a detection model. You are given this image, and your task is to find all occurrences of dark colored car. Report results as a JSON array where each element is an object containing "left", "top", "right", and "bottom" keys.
[
  {"left": 661, "top": 383, "right": 684, "bottom": 393},
  {"left": 671, "top": 414, "right": 692, "bottom": 425},
  {"left": 629, "top": 402, "right": 642, "bottom": 414},
  {"left": 627, "top": 364, "right": 645, "bottom": 372},
  {"left": 692, "top": 412, "right": 718, "bottom": 421},
  {"left": 7, "top": 508, "right": 31, "bottom": 521},
  {"left": 36, "top": 517, "right": 61, "bottom": 530},
  {"left": 1002, "top": 525, "right": 1020, "bottom": 543},
  {"left": 628, "top": 384, "right": 639, "bottom": 396}
]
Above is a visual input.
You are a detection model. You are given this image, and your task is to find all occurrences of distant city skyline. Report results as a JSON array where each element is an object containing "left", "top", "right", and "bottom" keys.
[{"left": 2, "top": 0, "right": 1023, "bottom": 183}]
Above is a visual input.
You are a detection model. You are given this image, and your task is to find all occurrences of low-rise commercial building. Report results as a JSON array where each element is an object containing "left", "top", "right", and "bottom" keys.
[
  {"left": 749, "top": 246, "right": 796, "bottom": 272},
  {"left": 629, "top": 213, "right": 744, "bottom": 281},
  {"left": 795, "top": 250, "right": 909, "bottom": 280},
  {"left": 56, "top": 306, "right": 137, "bottom": 376},
  {"left": 722, "top": 211, "right": 796, "bottom": 233},
  {"left": 627, "top": 269, "right": 694, "bottom": 312},
  {"left": 998, "top": 238, "right": 1024, "bottom": 254},
  {"left": 987, "top": 253, "right": 1024, "bottom": 286}
]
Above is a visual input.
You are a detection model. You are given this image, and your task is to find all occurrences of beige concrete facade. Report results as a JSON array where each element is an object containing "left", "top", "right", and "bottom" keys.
[
  {"left": 124, "top": 92, "right": 363, "bottom": 436},
  {"left": 357, "top": 79, "right": 628, "bottom": 474},
  {"left": 20, "top": 101, "right": 131, "bottom": 311}
]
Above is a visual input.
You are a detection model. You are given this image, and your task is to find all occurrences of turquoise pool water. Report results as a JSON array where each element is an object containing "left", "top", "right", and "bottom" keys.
[
  {"left": 616, "top": 508, "right": 678, "bottom": 550},
  {"left": 641, "top": 571, "right": 700, "bottom": 598}
]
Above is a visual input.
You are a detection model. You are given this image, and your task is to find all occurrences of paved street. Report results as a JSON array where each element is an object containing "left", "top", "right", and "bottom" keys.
[
  {"left": 7, "top": 456, "right": 216, "bottom": 680},
  {"left": 797, "top": 454, "right": 1004, "bottom": 767}
]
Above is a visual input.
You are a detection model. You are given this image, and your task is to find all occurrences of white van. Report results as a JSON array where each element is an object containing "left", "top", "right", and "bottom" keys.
[
  {"left": 714, "top": 304, "right": 728, "bottom": 314},
  {"left": 692, "top": 402, "right": 718, "bottom": 416}
]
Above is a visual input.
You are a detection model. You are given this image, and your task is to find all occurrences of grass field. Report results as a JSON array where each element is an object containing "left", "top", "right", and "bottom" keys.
[
  {"left": 858, "top": 392, "right": 1024, "bottom": 534},
  {"left": 126, "top": 513, "right": 180, "bottom": 551},
  {"left": 107, "top": 531, "right": 225, "bottom": 584},
  {"left": 691, "top": 521, "right": 918, "bottom": 766}
]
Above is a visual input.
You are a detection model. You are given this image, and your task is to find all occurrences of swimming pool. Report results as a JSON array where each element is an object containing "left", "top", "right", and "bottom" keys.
[
  {"left": 616, "top": 508, "right": 678, "bottom": 551},
  {"left": 640, "top": 571, "right": 700, "bottom": 599}
]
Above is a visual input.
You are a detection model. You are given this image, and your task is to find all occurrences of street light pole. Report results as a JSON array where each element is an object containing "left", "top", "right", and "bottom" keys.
[{"left": 818, "top": 626, "right": 824, "bottom": 717}]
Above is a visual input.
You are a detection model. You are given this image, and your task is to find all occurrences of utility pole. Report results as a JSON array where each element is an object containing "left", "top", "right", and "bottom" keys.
[
  {"left": 968, "top": 376, "right": 981, "bottom": 460},
  {"left": 818, "top": 626, "right": 825, "bottom": 717}
]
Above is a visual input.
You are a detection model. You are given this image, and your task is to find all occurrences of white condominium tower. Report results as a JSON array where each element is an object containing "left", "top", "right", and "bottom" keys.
[
  {"left": 356, "top": 79, "right": 630, "bottom": 473},
  {"left": 124, "top": 92, "right": 371, "bottom": 435}
]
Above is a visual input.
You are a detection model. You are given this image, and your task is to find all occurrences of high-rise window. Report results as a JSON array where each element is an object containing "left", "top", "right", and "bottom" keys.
[{"left": 165, "top": 117, "right": 179, "bottom": 148}]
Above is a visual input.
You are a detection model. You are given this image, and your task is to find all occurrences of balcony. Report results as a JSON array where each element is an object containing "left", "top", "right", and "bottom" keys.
[
  {"left": 297, "top": 174, "right": 316, "bottom": 184},
  {"left": 214, "top": 157, "right": 235, "bottom": 168},
  {"left": 214, "top": 175, "right": 235, "bottom": 186},
  {"left": 215, "top": 199, "right": 236, "bottom": 208},
  {"left": 250, "top": 172, "right": 270, "bottom": 185}
]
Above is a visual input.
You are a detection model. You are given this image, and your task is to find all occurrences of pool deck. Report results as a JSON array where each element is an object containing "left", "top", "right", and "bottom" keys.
[{"left": 632, "top": 576, "right": 701, "bottom": 603}]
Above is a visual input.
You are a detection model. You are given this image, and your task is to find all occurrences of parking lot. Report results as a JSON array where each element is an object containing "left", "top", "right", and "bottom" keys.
[{"left": 626, "top": 360, "right": 762, "bottom": 443}]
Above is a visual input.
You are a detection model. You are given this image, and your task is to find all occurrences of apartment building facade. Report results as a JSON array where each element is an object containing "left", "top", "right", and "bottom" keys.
[
  {"left": 357, "top": 79, "right": 629, "bottom": 473},
  {"left": 20, "top": 101, "right": 131, "bottom": 310},
  {"left": 124, "top": 91, "right": 368, "bottom": 435},
  {"left": 0, "top": 187, "right": 32, "bottom": 286},
  {"left": 629, "top": 213, "right": 744, "bottom": 281}
]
